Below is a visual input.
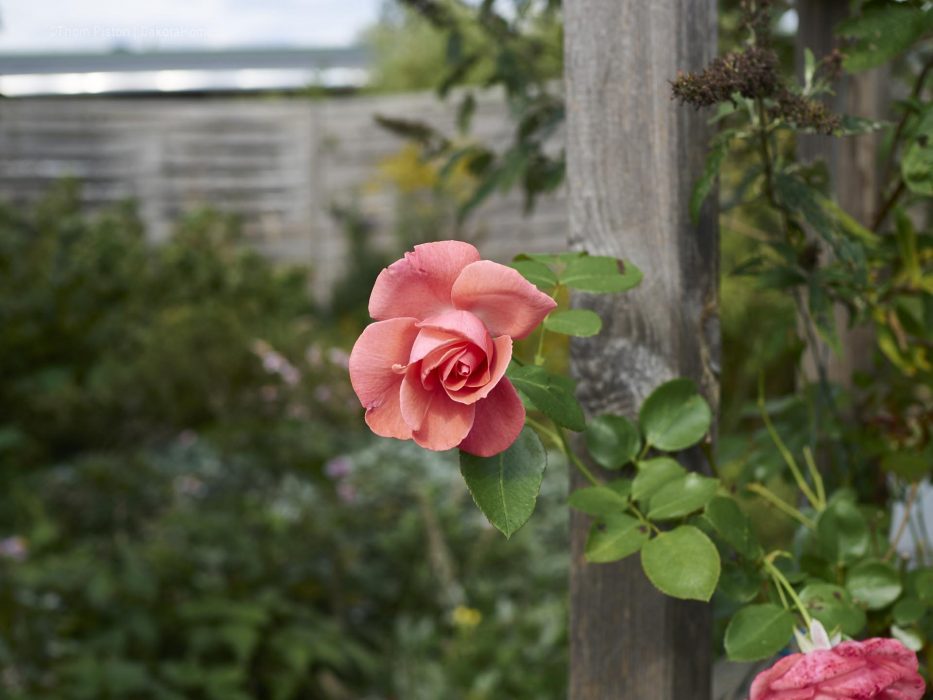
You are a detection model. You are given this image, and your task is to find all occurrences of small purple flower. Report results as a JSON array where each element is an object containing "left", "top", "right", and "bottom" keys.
[
  {"left": 0, "top": 536, "right": 28, "bottom": 562},
  {"left": 325, "top": 456, "right": 352, "bottom": 480},
  {"left": 328, "top": 347, "right": 350, "bottom": 370},
  {"left": 336, "top": 481, "right": 358, "bottom": 504}
]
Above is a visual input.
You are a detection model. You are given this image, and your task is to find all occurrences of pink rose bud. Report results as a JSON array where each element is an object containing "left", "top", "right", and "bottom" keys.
[
  {"left": 750, "top": 636, "right": 925, "bottom": 700},
  {"left": 349, "top": 241, "right": 556, "bottom": 456}
]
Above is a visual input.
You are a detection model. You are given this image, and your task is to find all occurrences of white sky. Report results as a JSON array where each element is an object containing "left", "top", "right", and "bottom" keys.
[{"left": 0, "top": 0, "right": 382, "bottom": 52}]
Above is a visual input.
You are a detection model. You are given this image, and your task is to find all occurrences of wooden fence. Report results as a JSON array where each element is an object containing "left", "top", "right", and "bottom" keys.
[{"left": 0, "top": 93, "right": 567, "bottom": 298}]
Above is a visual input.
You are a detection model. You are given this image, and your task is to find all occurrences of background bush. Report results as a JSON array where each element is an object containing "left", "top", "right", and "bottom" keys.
[{"left": 0, "top": 182, "right": 568, "bottom": 699}]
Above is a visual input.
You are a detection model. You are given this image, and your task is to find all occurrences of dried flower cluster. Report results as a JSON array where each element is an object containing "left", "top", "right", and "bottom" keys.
[
  {"left": 671, "top": 45, "right": 781, "bottom": 108},
  {"left": 671, "top": 0, "right": 842, "bottom": 134},
  {"left": 670, "top": 45, "right": 841, "bottom": 134},
  {"left": 771, "top": 90, "right": 841, "bottom": 135}
]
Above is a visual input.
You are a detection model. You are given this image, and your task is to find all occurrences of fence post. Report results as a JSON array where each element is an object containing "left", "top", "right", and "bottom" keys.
[{"left": 564, "top": 1, "right": 719, "bottom": 697}]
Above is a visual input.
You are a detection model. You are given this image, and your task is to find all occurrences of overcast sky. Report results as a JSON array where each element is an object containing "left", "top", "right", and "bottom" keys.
[{"left": 0, "top": 0, "right": 382, "bottom": 52}]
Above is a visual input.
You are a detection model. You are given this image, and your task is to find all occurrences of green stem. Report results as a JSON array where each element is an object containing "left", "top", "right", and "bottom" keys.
[
  {"left": 550, "top": 419, "right": 660, "bottom": 534},
  {"left": 763, "top": 555, "right": 813, "bottom": 627},
  {"left": 554, "top": 423, "right": 601, "bottom": 487},
  {"left": 802, "top": 446, "right": 826, "bottom": 510},
  {"left": 746, "top": 483, "right": 816, "bottom": 530},
  {"left": 533, "top": 323, "right": 548, "bottom": 365},
  {"left": 628, "top": 502, "right": 661, "bottom": 535},
  {"left": 753, "top": 100, "right": 852, "bottom": 478},
  {"left": 700, "top": 439, "right": 720, "bottom": 478},
  {"left": 758, "top": 376, "right": 821, "bottom": 510},
  {"left": 525, "top": 416, "right": 561, "bottom": 446},
  {"left": 773, "top": 571, "right": 790, "bottom": 610},
  {"left": 534, "top": 286, "right": 561, "bottom": 365}
]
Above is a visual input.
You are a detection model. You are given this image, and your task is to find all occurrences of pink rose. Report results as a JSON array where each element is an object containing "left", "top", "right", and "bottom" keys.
[
  {"left": 349, "top": 241, "right": 556, "bottom": 456},
  {"left": 750, "top": 637, "right": 925, "bottom": 700}
]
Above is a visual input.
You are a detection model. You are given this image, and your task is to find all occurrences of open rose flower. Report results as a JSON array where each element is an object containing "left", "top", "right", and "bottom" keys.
[
  {"left": 750, "top": 634, "right": 925, "bottom": 700},
  {"left": 349, "top": 240, "right": 556, "bottom": 456}
]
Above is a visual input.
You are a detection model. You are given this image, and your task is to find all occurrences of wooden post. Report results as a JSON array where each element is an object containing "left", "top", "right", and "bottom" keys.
[
  {"left": 564, "top": 1, "right": 719, "bottom": 698},
  {"left": 796, "top": 0, "right": 887, "bottom": 383}
]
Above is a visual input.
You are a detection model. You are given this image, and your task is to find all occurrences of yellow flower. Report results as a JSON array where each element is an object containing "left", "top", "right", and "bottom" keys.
[{"left": 451, "top": 605, "right": 482, "bottom": 628}]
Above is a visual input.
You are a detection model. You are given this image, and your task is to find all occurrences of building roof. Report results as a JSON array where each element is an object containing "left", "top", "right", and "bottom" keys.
[{"left": 0, "top": 46, "right": 372, "bottom": 95}]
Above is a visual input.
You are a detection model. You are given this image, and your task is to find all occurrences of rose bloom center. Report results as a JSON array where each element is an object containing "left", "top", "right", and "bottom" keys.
[{"left": 419, "top": 341, "right": 491, "bottom": 398}]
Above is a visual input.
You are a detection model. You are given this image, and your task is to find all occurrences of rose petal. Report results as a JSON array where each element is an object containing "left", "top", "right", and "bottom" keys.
[
  {"left": 446, "top": 335, "right": 512, "bottom": 405},
  {"left": 771, "top": 651, "right": 866, "bottom": 690},
  {"left": 458, "top": 378, "right": 525, "bottom": 457},
  {"left": 451, "top": 260, "right": 557, "bottom": 339},
  {"left": 400, "top": 368, "right": 434, "bottom": 430},
  {"left": 369, "top": 241, "right": 480, "bottom": 321},
  {"left": 817, "top": 664, "right": 899, "bottom": 696},
  {"left": 751, "top": 639, "right": 926, "bottom": 700},
  {"left": 838, "top": 639, "right": 919, "bottom": 675},
  {"left": 418, "top": 310, "right": 493, "bottom": 357},
  {"left": 411, "top": 391, "right": 476, "bottom": 452},
  {"left": 349, "top": 318, "right": 420, "bottom": 439},
  {"left": 880, "top": 677, "right": 926, "bottom": 700},
  {"left": 410, "top": 327, "right": 461, "bottom": 365},
  {"left": 751, "top": 655, "right": 801, "bottom": 700},
  {"left": 439, "top": 346, "right": 482, "bottom": 391},
  {"left": 421, "top": 344, "right": 466, "bottom": 391}
]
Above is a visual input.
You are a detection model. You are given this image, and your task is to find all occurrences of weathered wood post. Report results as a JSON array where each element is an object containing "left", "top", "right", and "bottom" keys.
[{"left": 564, "top": 1, "right": 719, "bottom": 698}]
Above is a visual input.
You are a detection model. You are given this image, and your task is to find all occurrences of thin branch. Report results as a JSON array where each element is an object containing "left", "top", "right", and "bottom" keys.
[{"left": 746, "top": 483, "right": 817, "bottom": 530}]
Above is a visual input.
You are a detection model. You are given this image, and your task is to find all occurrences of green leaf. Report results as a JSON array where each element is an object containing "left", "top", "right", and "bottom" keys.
[
  {"left": 774, "top": 173, "right": 870, "bottom": 271},
  {"left": 817, "top": 497, "right": 870, "bottom": 565},
  {"left": 560, "top": 255, "right": 643, "bottom": 293},
  {"left": 543, "top": 309, "right": 602, "bottom": 337},
  {"left": 837, "top": 5, "right": 933, "bottom": 72},
  {"left": 639, "top": 379, "right": 712, "bottom": 451},
  {"left": 511, "top": 259, "right": 558, "bottom": 291},
  {"left": 703, "top": 496, "right": 763, "bottom": 560},
  {"left": 719, "top": 560, "right": 762, "bottom": 603},
  {"left": 640, "top": 525, "right": 720, "bottom": 601},
  {"left": 881, "top": 449, "right": 932, "bottom": 481},
  {"left": 902, "top": 108, "right": 933, "bottom": 197},
  {"left": 892, "top": 598, "right": 926, "bottom": 626},
  {"left": 459, "top": 428, "right": 547, "bottom": 538},
  {"left": 508, "top": 365, "right": 585, "bottom": 431},
  {"left": 585, "top": 513, "right": 651, "bottom": 564},
  {"left": 846, "top": 560, "right": 903, "bottom": 611},
  {"left": 724, "top": 604, "right": 796, "bottom": 662},
  {"left": 569, "top": 483, "right": 631, "bottom": 516},
  {"left": 647, "top": 473, "right": 719, "bottom": 520},
  {"left": 800, "top": 582, "right": 867, "bottom": 636},
  {"left": 690, "top": 130, "right": 734, "bottom": 225},
  {"left": 908, "top": 569, "right": 933, "bottom": 604},
  {"left": 584, "top": 414, "right": 641, "bottom": 470},
  {"left": 632, "top": 457, "right": 686, "bottom": 504},
  {"left": 890, "top": 624, "right": 925, "bottom": 652},
  {"left": 517, "top": 251, "right": 585, "bottom": 267}
]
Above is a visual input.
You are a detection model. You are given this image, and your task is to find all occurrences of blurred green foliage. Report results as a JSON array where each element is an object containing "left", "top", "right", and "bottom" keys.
[{"left": 0, "top": 183, "right": 569, "bottom": 699}]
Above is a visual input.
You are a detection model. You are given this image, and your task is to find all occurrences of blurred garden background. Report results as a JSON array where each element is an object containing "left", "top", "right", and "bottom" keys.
[{"left": 0, "top": 0, "right": 930, "bottom": 698}]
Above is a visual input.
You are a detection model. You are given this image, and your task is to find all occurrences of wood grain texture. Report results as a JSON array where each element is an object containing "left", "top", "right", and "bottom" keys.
[{"left": 564, "top": 1, "right": 719, "bottom": 698}]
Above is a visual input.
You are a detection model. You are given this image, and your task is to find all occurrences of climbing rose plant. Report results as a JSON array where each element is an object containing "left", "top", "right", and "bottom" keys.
[
  {"left": 350, "top": 240, "right": 928, "bottom": 698},
  {"left": 348, "top": 240, "right": 555, "bottom": 456}
]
